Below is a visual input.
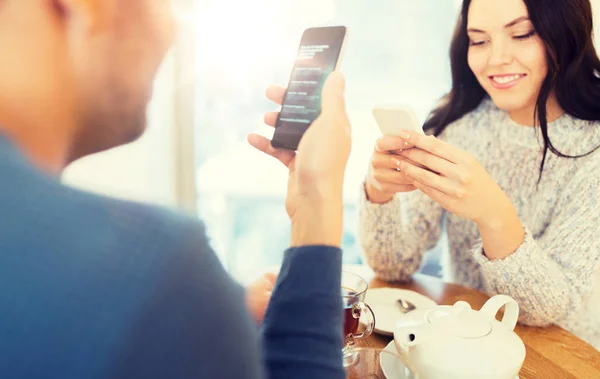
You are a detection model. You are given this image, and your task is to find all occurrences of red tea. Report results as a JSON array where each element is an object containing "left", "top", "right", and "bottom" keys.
[{"left": 342, "top": 287, "right": 360, "bottom": 340}]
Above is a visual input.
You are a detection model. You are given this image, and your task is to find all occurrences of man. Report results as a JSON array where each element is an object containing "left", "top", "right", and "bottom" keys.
[{"left": 0, "top": 1, "right": 351, "bottom": 378}]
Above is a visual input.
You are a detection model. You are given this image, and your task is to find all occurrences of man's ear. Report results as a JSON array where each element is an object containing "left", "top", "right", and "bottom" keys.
[{"left": 51, "top": 0, "right": 116, "bottom": 34}]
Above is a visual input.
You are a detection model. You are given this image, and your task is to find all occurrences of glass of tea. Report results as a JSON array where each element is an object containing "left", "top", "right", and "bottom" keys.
[{"left": 342, "top": 271, "right": 375, "bottom": 367}]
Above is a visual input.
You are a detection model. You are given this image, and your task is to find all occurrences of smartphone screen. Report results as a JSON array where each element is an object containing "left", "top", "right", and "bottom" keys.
[{"left": 271, "top": 26, "right": 347, "bottom": 150}]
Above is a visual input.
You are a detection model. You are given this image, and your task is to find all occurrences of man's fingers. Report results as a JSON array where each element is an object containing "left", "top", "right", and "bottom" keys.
[
  {"left": 264, "top": 112, "right": 279, "bottom": 127},
  {"left": 247, "top": 133, "right": 295, "bottom": 167},
  {"left": 320, "top": 72, "right": 346, "bottom": 116},
  {"left": 266, "top": 86, "right": 286, "bottom": 105}
]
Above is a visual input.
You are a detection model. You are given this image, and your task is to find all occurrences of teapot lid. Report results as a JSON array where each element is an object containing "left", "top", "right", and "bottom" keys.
[{"left": 427, "top": 301, "right": 491, "bottom": 338}]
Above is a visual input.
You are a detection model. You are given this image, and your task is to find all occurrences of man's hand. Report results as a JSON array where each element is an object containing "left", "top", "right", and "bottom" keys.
[{"left": 248, "top": 72, "right": 351, "bottom": 247}]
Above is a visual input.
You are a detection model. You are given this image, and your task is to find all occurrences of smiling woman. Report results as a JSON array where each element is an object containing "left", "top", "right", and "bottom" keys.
[
  {"left": 424, "top": 0, "right": 600, "bottom": 175},
  {"left": 467, "top": 14, "right": 549, "bottom": 118},
  {"left": 359, "top": 0, "right": 600, "bottom": 349}
]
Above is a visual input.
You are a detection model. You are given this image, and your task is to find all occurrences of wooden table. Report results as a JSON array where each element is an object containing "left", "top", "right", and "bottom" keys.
[{"left": 352, "top": 271, "right": 600, "bottom": 379}]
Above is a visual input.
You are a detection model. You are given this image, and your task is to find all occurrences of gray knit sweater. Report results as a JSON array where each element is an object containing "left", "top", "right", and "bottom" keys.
[{"left": 358, "top": 98, "right": 600, "bottom": 349}]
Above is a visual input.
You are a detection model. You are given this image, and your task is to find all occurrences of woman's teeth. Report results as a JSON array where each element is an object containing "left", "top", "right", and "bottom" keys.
[{"left": 492, "top": 75, "right": 523, "bottom": 84}]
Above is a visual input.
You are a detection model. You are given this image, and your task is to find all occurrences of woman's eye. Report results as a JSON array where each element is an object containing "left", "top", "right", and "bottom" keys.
[
  {"left": 514, "top": 31, "right": 536, "bottom": 40},
  {"left": 469, "top": 40, "right": 488, "bottom": 46}
]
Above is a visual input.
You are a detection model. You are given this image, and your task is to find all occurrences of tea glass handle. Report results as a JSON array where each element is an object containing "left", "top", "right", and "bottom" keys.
[
  {"left": 351, "top": 302, "right": 375, "bottom": 340},
  {"left": 480, "top": 295, "right": 519, "bottom": 331}
]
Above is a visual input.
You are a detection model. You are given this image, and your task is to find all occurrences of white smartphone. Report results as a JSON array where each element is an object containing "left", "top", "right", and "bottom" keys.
[
  {"left": 372, "top": 105, "right": 424, "bottom": 136},
  {"left": 271, "top": 26, "right": 348, "bottom": 150}
]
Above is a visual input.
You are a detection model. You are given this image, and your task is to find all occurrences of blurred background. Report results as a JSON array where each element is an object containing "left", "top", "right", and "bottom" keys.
[{"left": 61, "top": 0, "right": 600, "bottom": 282}]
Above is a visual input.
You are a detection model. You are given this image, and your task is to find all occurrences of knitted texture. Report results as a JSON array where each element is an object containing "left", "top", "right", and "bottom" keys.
[{"left": 358, "top": 98, "right": 600, "bottom": 349}]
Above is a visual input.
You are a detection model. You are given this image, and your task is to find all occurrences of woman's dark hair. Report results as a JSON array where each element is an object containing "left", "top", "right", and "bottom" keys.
[{"left": 424, "top": 0, "right": 600, "bottom": 179}]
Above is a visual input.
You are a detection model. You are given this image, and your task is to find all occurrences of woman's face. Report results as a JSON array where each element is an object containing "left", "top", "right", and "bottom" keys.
[{"left": 467, "top": 0, "right": 548, "bottom": 122}]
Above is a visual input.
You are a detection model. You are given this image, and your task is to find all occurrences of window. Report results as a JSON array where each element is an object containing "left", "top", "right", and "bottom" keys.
[{"left": 190, "top": 1, "right": 459, "bottom": 280}]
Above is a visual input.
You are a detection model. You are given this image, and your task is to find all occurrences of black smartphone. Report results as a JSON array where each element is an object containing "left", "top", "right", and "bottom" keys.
[{"left": 271, "top": 26, "right": 348, "bottom": 150}]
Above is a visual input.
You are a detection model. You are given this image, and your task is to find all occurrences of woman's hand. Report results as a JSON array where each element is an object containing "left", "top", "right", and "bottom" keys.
[
  {"left": 365, "top": 136, "right": 418, "bottom": 204},
  {"left": 246, "top": 272, "right": 278, "bottom": 325},
  {"left": 395, "top": 131, "right": 525, "bottom": 259}
]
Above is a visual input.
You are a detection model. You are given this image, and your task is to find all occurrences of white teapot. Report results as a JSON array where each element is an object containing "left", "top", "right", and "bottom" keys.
[{"left": 393, "top": 295, "right": 526, "bottom": 379}]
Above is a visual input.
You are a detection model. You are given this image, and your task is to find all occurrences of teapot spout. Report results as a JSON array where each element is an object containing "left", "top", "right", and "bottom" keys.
[
  {"left": 394, "top": 323, "right": 435, "bottom": 375},
  {"left": 396, "top": 325, "right": 434, "bottom": 347}
]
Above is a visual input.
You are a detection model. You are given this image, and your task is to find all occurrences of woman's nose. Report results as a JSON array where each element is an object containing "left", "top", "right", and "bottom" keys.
[{"left": 488, "top": 39, "right": 513, "bottom": 66}]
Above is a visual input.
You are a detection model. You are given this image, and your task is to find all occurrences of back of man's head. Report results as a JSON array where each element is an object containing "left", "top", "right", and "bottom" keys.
[{"left": 0, "top": 0, "right": 175, "bottom": 171}]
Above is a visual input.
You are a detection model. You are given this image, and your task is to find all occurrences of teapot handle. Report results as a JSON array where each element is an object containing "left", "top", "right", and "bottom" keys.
[{"left": 480, "top": 295, "right": 519, "bottom": 331}]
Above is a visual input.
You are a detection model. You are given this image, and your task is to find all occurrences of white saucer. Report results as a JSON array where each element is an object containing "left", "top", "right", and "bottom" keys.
[
  {"left": 380, "top": 341, "right": 414, "bottom": 379},
  {"left": 365, "top": 288, "right": 437, "bottom": 336},
  {"left": 379, "top": 341, "right": 520, "bottom": 379}
]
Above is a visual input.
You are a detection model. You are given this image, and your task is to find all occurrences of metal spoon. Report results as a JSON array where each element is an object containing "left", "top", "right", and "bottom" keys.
[{"left": 397, "top": 299, "right": 417, "bottom": 313}]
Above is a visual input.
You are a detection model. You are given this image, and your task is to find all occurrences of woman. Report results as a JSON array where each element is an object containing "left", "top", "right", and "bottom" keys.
[{"left": 359, "top": 0, "right": 600, "bottom": 348}]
